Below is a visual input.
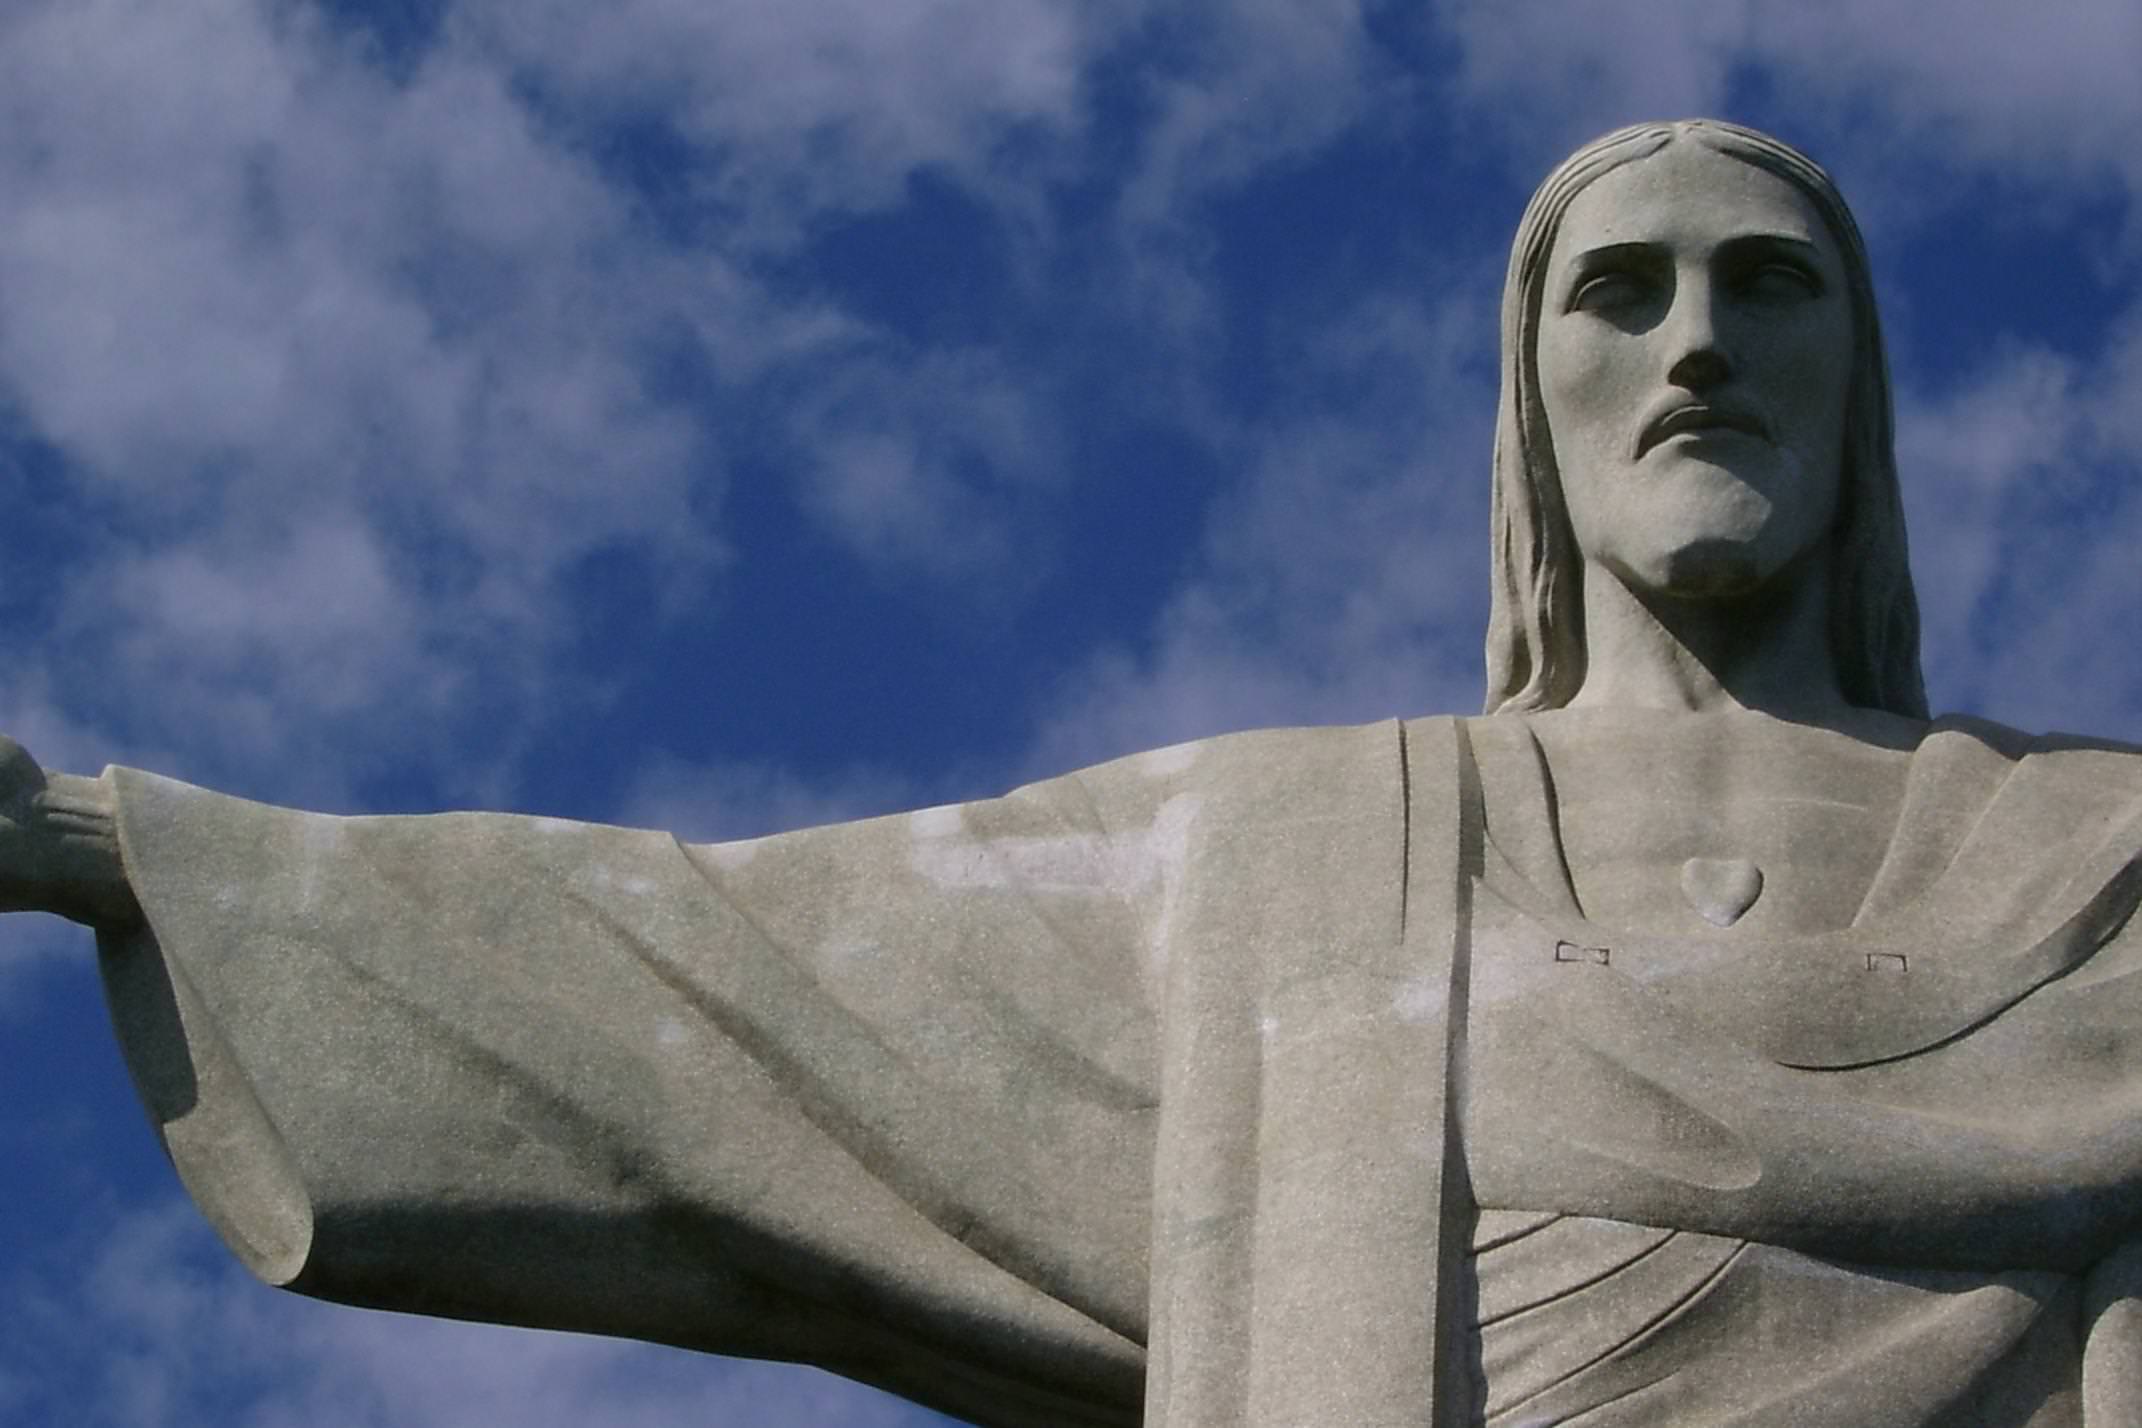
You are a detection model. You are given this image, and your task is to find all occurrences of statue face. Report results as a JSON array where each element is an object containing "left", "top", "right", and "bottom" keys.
[{"left": 1535, "top": 141, "right": 1855, "bottom": 601}]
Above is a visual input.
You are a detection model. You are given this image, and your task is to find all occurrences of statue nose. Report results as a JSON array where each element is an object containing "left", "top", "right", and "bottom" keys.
[
  {"left": 1669, "top": 345, "right": 1731, "bottom": 390},
  {"left": 1664, "top": 282, "right": 1732, "bottom": 389}
]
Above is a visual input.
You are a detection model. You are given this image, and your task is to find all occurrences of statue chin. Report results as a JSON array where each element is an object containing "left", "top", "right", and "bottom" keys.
[
  {"left": 1601, "top": 520, "right": 1806, "bottom": 604},
  {"left": 1644, "top": 537, "right": 1780, "bottom": 601},
  {"left": 1575, "top": 455, "right": 1834, "bottom": 607}
]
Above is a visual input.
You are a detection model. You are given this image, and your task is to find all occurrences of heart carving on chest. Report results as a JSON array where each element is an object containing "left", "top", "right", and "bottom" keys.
[{"left": 1681, "top": 856, "right": 1764, "bottom": 927}]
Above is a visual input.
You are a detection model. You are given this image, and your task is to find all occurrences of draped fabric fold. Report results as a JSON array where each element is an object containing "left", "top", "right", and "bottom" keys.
[{"left": 1143, "top": 718, "right": 1473, "bottom": 1427}]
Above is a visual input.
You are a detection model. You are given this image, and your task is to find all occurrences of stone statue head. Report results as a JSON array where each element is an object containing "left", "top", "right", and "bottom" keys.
[{"left": 1483, "top": 119, "right": 1928, "bottom": 720}]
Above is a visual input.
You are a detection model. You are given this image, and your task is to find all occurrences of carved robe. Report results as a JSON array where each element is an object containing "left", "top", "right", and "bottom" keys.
[{"left": 94, "top": 716, "right": 2142, "bottom": 1425}]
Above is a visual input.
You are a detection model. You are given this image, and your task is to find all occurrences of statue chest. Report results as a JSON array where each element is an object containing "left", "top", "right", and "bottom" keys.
[
  {"left": 1455, "top": 874, "right": 2142, "bottom": 1272},
  {"left": 1503, "top": 707, "right": 1919, "bottom": 940}
]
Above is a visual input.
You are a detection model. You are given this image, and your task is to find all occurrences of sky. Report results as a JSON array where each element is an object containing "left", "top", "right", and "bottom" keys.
[{"left": 2, "top": 1, "right": 2141, "bottom": 1423}]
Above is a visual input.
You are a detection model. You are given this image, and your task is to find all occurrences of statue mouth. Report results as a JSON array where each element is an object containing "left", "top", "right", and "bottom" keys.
[{"left": 1636, "top": 402, "right": 1768, "bottom": 457}]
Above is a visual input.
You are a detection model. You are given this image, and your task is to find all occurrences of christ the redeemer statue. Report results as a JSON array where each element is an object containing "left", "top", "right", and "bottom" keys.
[{"left": 8, "top": 120, "right": 2142, "bottom": 1427}]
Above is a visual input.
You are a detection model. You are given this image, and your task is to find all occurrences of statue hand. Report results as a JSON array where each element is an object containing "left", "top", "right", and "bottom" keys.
[
  {"left": 0, "top": 736, "right": 140, "bottom": 928},
  {"left": 0, "top": 734, "right": 55, "bottom": 910}
]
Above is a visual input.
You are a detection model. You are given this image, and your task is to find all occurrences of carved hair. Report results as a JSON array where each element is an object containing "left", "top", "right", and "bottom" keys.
[{"left": 1482, "top": 119, "right": 1928, "bottom": 719}]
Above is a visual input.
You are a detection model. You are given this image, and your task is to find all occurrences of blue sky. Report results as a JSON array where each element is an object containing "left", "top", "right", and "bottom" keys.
[{"left": 3, "top": 1, "right": 2141, "bottom": 1423}]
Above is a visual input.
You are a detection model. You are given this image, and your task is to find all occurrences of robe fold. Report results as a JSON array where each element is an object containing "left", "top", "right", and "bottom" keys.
[{"left": 90, "top": 715, "right": 2142, "bottom": 1425}]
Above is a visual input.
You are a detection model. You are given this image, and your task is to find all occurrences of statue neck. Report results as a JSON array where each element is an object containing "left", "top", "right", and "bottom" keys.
[
  {"left": 1566, "top": 549, "right": 1857, "bottom": 726},
  {"left": 1519, "top": 705, "right": 1922, "bottom": 936}
]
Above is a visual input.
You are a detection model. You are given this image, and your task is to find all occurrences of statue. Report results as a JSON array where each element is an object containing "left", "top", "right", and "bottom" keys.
[{"left": 7, "top": 119, "right": 2142, "bottom": 1427}]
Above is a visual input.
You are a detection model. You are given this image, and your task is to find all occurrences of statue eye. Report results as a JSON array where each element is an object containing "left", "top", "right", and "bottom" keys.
[
  {"left": 1742, "top": 260, "right": 1823, "bottom": 302},
  {"left": 1568, "top": 269, "right": 1653, "bottom": 314}
]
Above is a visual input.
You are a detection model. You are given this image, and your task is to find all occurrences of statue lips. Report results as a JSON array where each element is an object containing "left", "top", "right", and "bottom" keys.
[{"left": 1633, "top": 400, "right": 1769, "bottom": 459}]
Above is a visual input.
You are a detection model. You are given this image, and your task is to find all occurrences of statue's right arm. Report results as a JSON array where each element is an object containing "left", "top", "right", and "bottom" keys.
[
  {"left": 0, "top": 735, "right": 142, "bottom": 930},
  {"left": 1, "top": 731, "right": 1164, "bottom": 1424}
]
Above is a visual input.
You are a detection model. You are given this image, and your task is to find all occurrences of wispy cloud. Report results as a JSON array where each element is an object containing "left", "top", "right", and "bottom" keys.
[
  {"left": 0, "top": 0, "right": 726, "bottom": 795},
  {"left": 778, "top": 345, "right": 1070, "bottom": 585},
  {"left": 1897, "top": 329, "right": 2142, "bottom": 737},
  {"left": 0, "top": 0, "right": 1439, "bottom": 805},
  {"left": 1435, "top": 0, "right": 2142, "bottom": 199},
  {"left": 611, "top": 751, "right": 924, "bottom": 842},
  {"left": 1030, "top": 281, "right": 1498, "bottom": 771},
  {"left": 454, "top": 0, "right": 1107, "bottom": 234}
]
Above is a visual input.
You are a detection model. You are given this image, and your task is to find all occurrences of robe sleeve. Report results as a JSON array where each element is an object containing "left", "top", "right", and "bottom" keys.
[{"left": 93, "top": 750, "right": 1199, "bottom": 1428}]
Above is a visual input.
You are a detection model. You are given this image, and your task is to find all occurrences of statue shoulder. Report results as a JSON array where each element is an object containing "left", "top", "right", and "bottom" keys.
[
  {"left": 1934, "top": 712, "right": 2142, "bottom": 788},
  {"left": 1041, "top": 718, "right": 1432, "bottom": 832}
]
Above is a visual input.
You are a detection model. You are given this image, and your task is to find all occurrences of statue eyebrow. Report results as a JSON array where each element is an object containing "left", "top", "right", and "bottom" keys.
[
  {"left": 1564, "top": 241, "right": 1659, "bottom": 275},
  {"left": 1566, "top": 232, "right": 1823, "bottom": 272},
  {"left": 1561, "top": 232, "right": 1828, "bottom": 299},
  {"left": 1717, "top": 232, "right": 1825, "bottom": 262}
]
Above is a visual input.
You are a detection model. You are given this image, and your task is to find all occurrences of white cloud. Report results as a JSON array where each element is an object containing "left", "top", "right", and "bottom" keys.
[
  {"left": 0, "top": 684, "right": 125, "bottom": 780},
  {"left": 105, "top": 519, "right": 411, "bottom": 699},
  {"left": 781, "top": 346, "right": 1068, "bottom": 583},
  {"left": 1433, "top": 0, "right": 1752, "bottom": 162},
  {"left": 612, "top": 752, "right": 923, "bottom": 843},
  {"left": 1897, "top": 327, "right": 2142, "bottom": 738},
  {"left": 1434, "top": 0, "right": 2142, "bottom": 223},
  {"left": 0, "top": 0, "right": 740, "bottom": 792},
  {"left": 1896, "top": 347, "right": 2080, "bottom": 697},
  {"left": 455, "top": 0, "right": 1404, "bottom": 244},
  {"left": 1030, "top": 285, "right": 1498, "bottom": 772},
  {"left": 1074, "top": 0, "right": 1408, "bottom": 392},
  {"left": 0, "top": 0, "right": 1447, "bottom": 807},
  {"left": 0, "top": 0, "right": 637, "bottom": 488},
  {"left": 1759, "top": 0, "right": 2142, "bottom": 197},
  {"left": 0, "top": 915, "right": 86, "bottom": 1016},
  {"left": 1116, "top": 0, "right": 1399, "bottom": 226},
  {"left": 452, "top": 0, "right": 1110, "bottom": 239}
]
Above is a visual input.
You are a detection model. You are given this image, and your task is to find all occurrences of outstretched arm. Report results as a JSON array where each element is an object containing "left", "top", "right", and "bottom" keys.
[
  {"left": 51, "top": 753, "right": 1167, "bottom": 1426},
  {"left": 0, "top": 736, "right": 141, "bottom": 928}
]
